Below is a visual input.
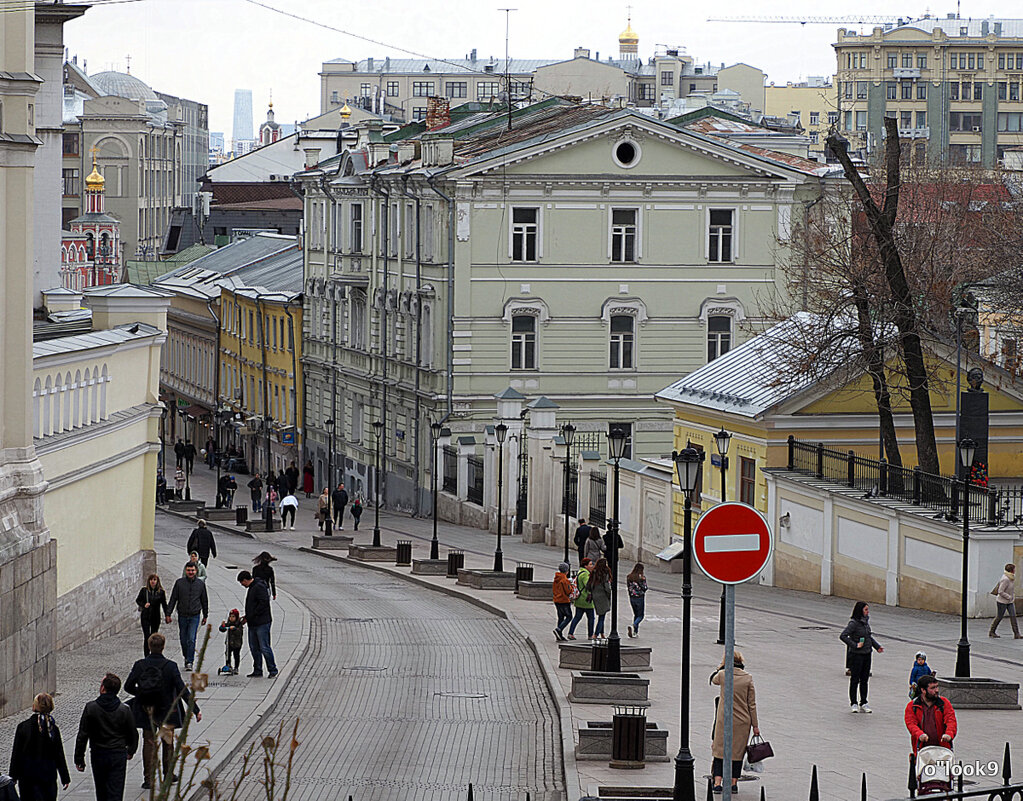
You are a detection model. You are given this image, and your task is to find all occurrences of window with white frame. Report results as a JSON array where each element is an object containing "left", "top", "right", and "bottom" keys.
[
  {"left": 350, "top": 294, "right": 366, "bottom": 349},
  {"left": 610, "top": 209, "right": 637, "bottom": 262},
  {"left": 350, "top": 203, "right": 363, "bottom": 252},
  {"left": 511, "top": 314, "right": 536, "bottom": 370},
  {"left": 405, "top": 204, "right": 415, "bottom": 257},
  {"left": 423, "top": 205, "right": 434, "bottom": 260},
  {"left": 707, "top": 315, "right": 732, "bottom": 361},
  {"left": 708, "top": 209, "right": 734, "bottom": 262},
  {"left": 477, "top": 82, "right": 500, "bottom": 100},
  {"left": 412, "top": 81, "right": 434, "bottom": 97},
  {"left": 511, "top": 207, "right": 539, "bottom": 262},
  {"left": 609, "top": 315, "right": 634, "bottom": 369}
]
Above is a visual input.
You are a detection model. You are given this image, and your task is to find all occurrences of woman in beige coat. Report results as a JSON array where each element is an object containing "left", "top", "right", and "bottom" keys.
[{"left": 710, "top": 650, "right": 760, "bottom": 794}]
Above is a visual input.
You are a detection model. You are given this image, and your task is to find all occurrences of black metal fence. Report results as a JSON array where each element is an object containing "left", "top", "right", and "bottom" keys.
[
  {"left": 467, "top": 455, "right": 484, "bottom": 506},
  {"left": 442, "top": 445, "right": 457, "bottom": 494},
  {"left": 589, "top": 471, "right": 607, "bottom": 527},
  {"left": 562, "top": 464, "right": 578, "bottom": 517},
  {"left": 787, "top": 436, "right": 1022, "bottom": 527},
  {"left": 574, "top": 430, "right": 603, "bottom": 454}
]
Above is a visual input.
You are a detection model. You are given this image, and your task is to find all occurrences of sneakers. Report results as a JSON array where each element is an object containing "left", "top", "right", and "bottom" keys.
[
  {"left": 567, "top": 634, "right": 576, "bottom": 640},
  {"left": 990, "top": 631, "right": 1001, "bottom": 638},
  {"left": 267, "top": 670, "right": 279, "bottom": 678},
  {"left": 553, "top": 628, "right": 565, "bottom": 642},
  {"left": 231, "top": 668, "right": 239, "bottom": 675},
  {"left": 850, "top": 703, "right": 859, "bottom": 713},
  {"left": 184, "top": 662, "right": 193, "bottom": 671},
  {"left": 290, "top": 525, "right": 295, "bottom": 530},
  {"left": 247, "top": 671, "right": 263, "bottom": 678},
  {"left": 627, "top": 626, "right": 634, "bottom": 638},
  {"left": 859, "top": 704, "right": 872, "bottom": 714}
]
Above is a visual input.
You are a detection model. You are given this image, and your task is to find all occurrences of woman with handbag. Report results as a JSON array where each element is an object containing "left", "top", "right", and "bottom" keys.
[{"left": 710, "top": 650, "right": 759, "bottom": 794}]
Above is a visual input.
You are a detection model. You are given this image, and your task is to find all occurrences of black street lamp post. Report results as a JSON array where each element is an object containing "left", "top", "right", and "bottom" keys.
[
  {"left": 325, "top": 418, "right": 335, "bottom": 537},
  {"left": 180, "top": 409, "right": 192, "bottom": 501},
  {"left": 561, "top": 423, "right": 576, "bottom": 564},
  {"left": 714, "top": 427, "right": 731, "bottom": 646},
  {"left": 372, "top": 420, "right": 383, "bottom": 547},
  {"left": 955, "top": 437, "right": 978, "bottom": 678},
  {"left": 431, "top": 421, "right": 442, "bottom": 560},
  {"left": 494, "top": 423, "right": 508, "bottom": 572},
  {"left": 606, "top": 424, "right": 629, "bottom": 673},
  {"left": 672, "top": 446, "right": 703, "bottom": 801}
]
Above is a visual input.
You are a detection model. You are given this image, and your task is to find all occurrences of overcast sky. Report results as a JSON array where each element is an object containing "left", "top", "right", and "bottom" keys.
[{"left": 63, "top": 0, "right": 1008, "bottom": 138}]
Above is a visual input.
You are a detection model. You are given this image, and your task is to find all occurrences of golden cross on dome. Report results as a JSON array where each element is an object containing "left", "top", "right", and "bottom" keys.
[
  {"left": 125, "top": 54, "right": 131, "bottom": 74},
  {"left": 89, "top": 146, "right": 99, "bottom": 162}
]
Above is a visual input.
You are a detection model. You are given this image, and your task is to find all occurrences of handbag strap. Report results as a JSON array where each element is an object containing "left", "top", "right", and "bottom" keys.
[{"left": 748, "top": 734, "right": 764, "bottom": 745}]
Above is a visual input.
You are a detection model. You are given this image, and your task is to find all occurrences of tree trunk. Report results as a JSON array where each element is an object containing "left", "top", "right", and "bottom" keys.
[
  {"left": 851, "top": 282, "right": 902, "bottom": 467},
  {"left": 827, "top": 120, "right": 941, "bottom": 476}
]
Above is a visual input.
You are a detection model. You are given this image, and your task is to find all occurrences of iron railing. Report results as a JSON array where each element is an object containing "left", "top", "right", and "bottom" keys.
[
  {"left": 442, "top": 445, "right": 457, "bottom": 494},
  {"left": 787, "top": 436, "right": 1020, "bottom": 527},
  {"left": 562, "top": 464, "right": 578, "bottom": 517},
  {"left": 466, "top": 455, "right": 484, "bottom": 506},
  {"left": 589, "top": 471, "right": 607, "bottom": 527},
  {"left": 574, "top": 430, "right": 603, "bottom": 454}
]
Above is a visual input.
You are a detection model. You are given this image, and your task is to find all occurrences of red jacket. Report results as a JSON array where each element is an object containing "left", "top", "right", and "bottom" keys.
[{"left": 904, "top": 696, "right": 957, "bottom": 755}]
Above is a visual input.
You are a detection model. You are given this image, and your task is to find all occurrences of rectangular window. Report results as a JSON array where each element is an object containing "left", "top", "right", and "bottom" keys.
[
  {"left": 350, "top": 203, "right": 363, "bottom": 252},
  {"left": 412, "top": 106, "right": 427, "bottom": 121},
  {"left": 967, "top": 54, "right": 975, "bottom": 70},
  {"left": 997, "top": 112, "right": 1022, "bottom": 132},
  {"left": 740, "top": 457, "right": 756, "bottom": 506},
  {"left": 62, "top": 168, "right": 80, "bottom": 196},
  {"left": 855, "top": 110, "right": 867, "bottom": 130},
  {"left": 918, "top": 54, "right": 927, "bottom": 69},
  {"left": 999, "top": 53, "right": 1006, "bottom": 70},
  {"left": 809, "top": 131, "right": 819, "bottom": 144},
  {"left": 610, "top": 209, "right": 637, "bottom": 262},
  {"left": 446, "top": 81, "right": 467, "bottom": 98},
  {"left": 360, "top": 83, "right": 371, "bottom": 97},
  {"left": 901, "top": 111, "right": 913, "bottom": 128},
  {"left": 903, "top": 53, "right": 912, "bottom": 68},
  {"left": 974, "top": 82, "right": 983, "bottom": 100},
  {"left": 477, "top": 82, "right": 500, "bottom": 100},
  {"left": 901, "top": 81, "right": 913, "bottom": 99},
  {"left": 707, "top": 315, "right": 732, "bottom": 361},
  {"left": 950, "top": 54, "right": 959, "bottom": 69},
  {"left": 1017, "top": 54, "right": 1023, "bottom": 70},
  {"left": 856, "top": 81, "right": 868, "bottom": 99},
  {"left": 661, "top": 71, "right": 674, "bottom": 86},
  {"left": 708, "top": 209, "right": 734, "bottom": 263},
  {"left": 859, "top": 53, "right": 867, "bottom": 69},
  {"left": 917, "top": 82, "right": 927, "bottom": 99},
  {"left": 62, "top": 132, "right": 79, "bottom": 156},
  {"left": 609, "top": 315, "right": 634, "bottom": 369},
  {"left": 639, "top": 84, "right": 654, "bottom": 100},
  {"left": 412, "top": 81, "right": 434, "bottom": 97},
  {"left": 950, "top": 82, "right": 960, "bottom": 100},
  {"left": 844, "top": 110, "right": 852, "bottom": 130},
  {"left": 999, "top": 81, "right": 1008, "bottom": 100},
  {"left": 511, "top": 207, "right": 538, "bottom": 262},
  {"left": 809, "top": 111, "right": 819, "bottom": 125},
  {"left": 828, "top": 111, "right": 839, "bottom": 125},
  {"left": 1012, "top": 83, "right": 1020, "bottom": 101},
  {"left": 843, "top": 81, "right": 853, "bottom": 99},
  {"left": 386, "top": 81, "right": 399, "bottom": 97},
  {"left": 916, "top": 110, "right": 927, "bottom": 128},
  {"left": 886, "top": 82, "right": 897, "bottom": 100},
  {"left": 405, "top": 203, "right": 415, "bottom": 257},
  {"left": 887, "top": 54, "right": 898, "bottom": 69},
  {"left": 511, "top": 315, "right": 536, "bottom": 370},
  {"left": 949, "top": 112, "right": 983, "bottom": 131}
]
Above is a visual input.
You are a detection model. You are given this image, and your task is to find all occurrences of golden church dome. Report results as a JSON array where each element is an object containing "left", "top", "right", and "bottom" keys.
[
  {"left": 85, "top": 157, "right": 105, "bottom": 192},
  {"left": 340, "top": 102, "right": 352, "bottom": 119},
  {"left": 619, "top": 20, "right": 639, "bottom": 45}
]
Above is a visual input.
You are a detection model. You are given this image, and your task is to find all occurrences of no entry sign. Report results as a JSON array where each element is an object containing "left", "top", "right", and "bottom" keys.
[{"left": 692, "top": 502, "right": 773, "bottom": 584}]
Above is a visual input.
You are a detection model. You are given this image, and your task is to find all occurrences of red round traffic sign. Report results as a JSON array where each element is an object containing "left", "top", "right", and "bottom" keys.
[{"left": 692, "top": 502, "right": 773, "bottom": 585}]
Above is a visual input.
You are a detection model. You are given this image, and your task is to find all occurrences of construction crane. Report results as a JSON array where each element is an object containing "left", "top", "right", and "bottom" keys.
[{"left": 707, "top": 15, "right": 909, "bottom": 26}]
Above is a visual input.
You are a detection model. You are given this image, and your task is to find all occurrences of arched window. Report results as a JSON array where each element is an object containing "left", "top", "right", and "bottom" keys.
[
  {"left": 100, "top": 364, "right": 109, "bottom": 419},
  {"left": 33, "top": 378, "right": 42, "bottom": 438},
  {"left": 82, "top": 368, "right": 91, "bottom": 423},
  {"left": 707, "top": 315, "right": 732, "bottom": 362},
  {"left": 511, "top": 315, "right": 537, "bottom": 370},
  {"left": 609, "top": 315, "right": 635, "bottom": 369},
  {"left": 73, "top": 369, "right": 82, "bottom": 426},
  {"left": 63, "top": 372, "right": 72, "bottom": 431},
  {"left": 42, "top": 376, "right": 52, "bottom": 436}
]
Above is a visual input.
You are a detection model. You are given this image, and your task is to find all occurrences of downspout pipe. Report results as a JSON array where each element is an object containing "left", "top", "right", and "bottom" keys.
[
  {"left": 206, "top": 298, "right": 222, "bottom": 498},
  {"left": 319, "top": 176, "right": 341, "bottom": 478},
  {"left": 369, "top": 174, "right": 390, "bottom": 509},
  {"left": 425, "top": 173, "right": 455, "bottom": 428},
  {"left": 400, "top": 175, "right": 423, "bottom": 516},
  {"left": 282, "top": 299, "right": 300, "bottom": 462}
]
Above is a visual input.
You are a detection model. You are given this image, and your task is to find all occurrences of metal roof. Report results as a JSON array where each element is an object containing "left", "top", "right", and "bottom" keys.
[
  {"left": 154, "top": 234, "right": 298, "bottom": 282},
  {"left": 328, "top": 57, "right": 559, "bottom": 75},
  {"left": 33, "top": 322, "right": 162, "bottom": 359},
  {"left": 887, "top": 17, "right": 1023, "bottom": 38}
]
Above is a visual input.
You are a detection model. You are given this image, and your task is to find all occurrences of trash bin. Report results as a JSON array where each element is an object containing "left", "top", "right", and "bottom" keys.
[
  {"left": 590, "top": 637, "right": 609, "bottom": 671},
  {"left": 236, "top": 505, "right": 248, "bottom": 526},
  {"left": 515, "top": 562, "right": 534, "bottom": 590},
  {"left": 446, "top": 550, "right": 464, "bottom": 577},
  {"left": 610, "top": 705, "right": 646, "bottom": 769},
  {"left": 396, "top": 540, "right": 413, "bottom": 566}
]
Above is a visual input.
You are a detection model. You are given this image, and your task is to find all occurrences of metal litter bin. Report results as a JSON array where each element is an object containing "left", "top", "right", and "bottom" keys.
[
  {"left": 446, "top": 550, "right": 464, "bottom": 577},
  {"left": 610, "top": 705, "right": 646, "bottom": 769},
  {"left": 396, "top": 540, "right": 412, "bottom": 566},
  {"left": 236, "top": 505, "right": 248, "bottom": 526},
  {"left": 590, "top": 637, "right": 609, "bottom": 671},
  {"left": 515, "top": 562, "right": 534, "bottom": 590}
]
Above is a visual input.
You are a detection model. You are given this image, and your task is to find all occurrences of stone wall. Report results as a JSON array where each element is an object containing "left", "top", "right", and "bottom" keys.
[
  {"left": 0, "top": 540, "right": 57, "bottom": 718},
  {"left": 54, "top": 548, "right": 156, "bottom": 651}
]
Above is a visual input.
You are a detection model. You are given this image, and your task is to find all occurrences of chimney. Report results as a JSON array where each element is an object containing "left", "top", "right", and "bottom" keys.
[
  {"left": 574, "top": 47, "right": 590, "bottom": 59},
  {"left": 367, "top": 57, "right": 374, "bottom": 72},
  {"left": 470, "top": 48, "right": 477, "bottom": 62},
  {"left": 426, "top": 96, "right": 451, "bottom": 130},
  {"left": 303, "top": 147, "right": 321, "bottom": 168}
]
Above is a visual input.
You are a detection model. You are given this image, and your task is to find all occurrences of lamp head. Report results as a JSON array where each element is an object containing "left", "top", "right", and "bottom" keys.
[
  {"left": 562, "top": 422, "right": 576, "bottom": 447},
  {"left": 714, "top": 427, "right": 732, "bottom": 456},
  {"left": 495, "top": 422, "right": 508, "bottom": 444},
  {"left": 958, "top": 437, "right": 977, "bottom": 470},
  {"left": 431, "top": 421, "right": 442, "bottom": 435},
  {"left": 672, "top": 447, "right": 702, "bottom": 495},
  {"left": 372, "top": 420, "right": 383, "bottom": 436},
  {"left": 607, "top": 423, "right": 628, "bottom": 460},
  {"left": 326, "top": 418, "right": 334, "bottom": 430}
]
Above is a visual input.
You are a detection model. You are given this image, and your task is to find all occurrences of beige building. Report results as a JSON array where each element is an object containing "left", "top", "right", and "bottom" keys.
[
  {"left": 834, "top": 16, "right": 1023, "bottom": 165},
  {"left": 766, "top": 79, "right": 838, "bottom": 157}
]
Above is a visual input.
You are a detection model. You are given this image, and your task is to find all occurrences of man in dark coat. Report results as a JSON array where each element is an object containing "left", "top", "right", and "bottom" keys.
[
  {"left": 573, "top": 519, "right": 591, "bottom": 566},
  {"left": 603, "top": 526, "right": 625, "bottom": 575},
  {"left": 183, "top": 441, "right": 196, "bottom": 474},
  {"left": 124, "top": 633, "right": 201, "bottom": 789},
  {"left": 217, "top": 473, "right": 237, "bottom": 509},
  {"left": 165, "top": 564, "right": 208, "bottom": 671},
  {"left": 248, "top": 474, "right": 264, "bottom": 513},
  {"left": 238, "top": 571, "right": 277, "bottom": 678},
  {"left": 284, "top": 461, "right": 300, "bottom": 494},
  {"left": 186, "top": 520, "right": 217, "bottom": 566},
  {"left": 73, "top": 673, "right": 138, "bottom": 801},
  {"left": 173, "top": 439, "right": 185, "bottom": 468},
  {"left": 331, "top": 483, "right": 349, "bottom": 530}
]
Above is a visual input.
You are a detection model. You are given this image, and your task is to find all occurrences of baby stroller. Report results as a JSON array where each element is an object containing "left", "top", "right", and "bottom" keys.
[{"left": 915, "top": 746, "right": 954, "bottom": 795}]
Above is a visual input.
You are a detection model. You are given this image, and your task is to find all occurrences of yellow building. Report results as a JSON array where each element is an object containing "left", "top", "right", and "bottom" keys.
[
  {"left": 218, "top": 251, "right": 304, "bottom": 476},
  {"left": 765, "top": 80, "right": 838, "bottom": 158}
]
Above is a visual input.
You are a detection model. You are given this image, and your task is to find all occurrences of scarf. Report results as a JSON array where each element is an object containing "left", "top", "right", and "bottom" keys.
[{"left": 35, "top": 713, "right": 55, "bottom": 739}]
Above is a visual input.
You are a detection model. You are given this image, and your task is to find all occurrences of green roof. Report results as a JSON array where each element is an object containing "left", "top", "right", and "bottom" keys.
[{"left": 124, "top": 244, "right": 215, "bottom": 286}]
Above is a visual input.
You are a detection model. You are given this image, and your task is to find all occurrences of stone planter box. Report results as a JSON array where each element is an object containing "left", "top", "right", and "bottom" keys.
[
  {"left": 576, "top": 721, "right": 669, "bottom": 762},
  {"left": 312, "top": 535, "right": 352, "bottom": 550},
  {"left": 456, "top": 568, "right": 517, "bottom": 590},
  {"left": 938, "top": 676, "right": 1020, "bottom": 710},
  {"left": 348, "top": 545, "right": 398, "bottom": 562},
  {"left": 515, "top": 580, "right": 552, "bottom": 600},
  {"left": 412, "top": 559, "right": 449, "bottom": 575},
  {"left": 568, "top": 671, "right": 650, "bottom": 705},
  {"left": 559, "top": 642, "right": 652, "bottom": 672},
  {"left": 197, "top": 508, "right": 236, "bottom": 522},
  {"left": 245, "top": 518, "right": 280, "bottom": 533},
  {"left": 169, "top": 499, "right": 205, "bottom": 514}
]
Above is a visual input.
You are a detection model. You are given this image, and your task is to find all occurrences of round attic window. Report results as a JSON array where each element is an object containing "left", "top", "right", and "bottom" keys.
[{"left": 613, "top": 140, "right": 640, "bottom": 168}]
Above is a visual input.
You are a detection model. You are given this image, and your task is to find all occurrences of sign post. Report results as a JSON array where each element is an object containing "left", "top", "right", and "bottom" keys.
[{"left": 692, "top": 503, "right": 773, "bottom": 801}]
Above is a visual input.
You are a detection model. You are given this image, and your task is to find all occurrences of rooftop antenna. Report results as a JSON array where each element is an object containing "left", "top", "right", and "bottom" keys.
[{"left": 499, "top": 7, "right": 517, "bottom": 130}]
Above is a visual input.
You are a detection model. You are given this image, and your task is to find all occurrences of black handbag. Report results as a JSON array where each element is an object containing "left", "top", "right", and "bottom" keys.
[{"left": 746, "top": 734, "right": 775, "bottom": 763}]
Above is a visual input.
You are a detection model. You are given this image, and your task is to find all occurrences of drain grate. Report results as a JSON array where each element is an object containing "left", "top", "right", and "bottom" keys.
[
  {"left": 799, "top": 626, "right": 829, "bottom": 630},
  {"left": 434, "top": 691, "right": 488, "bottom": 699},
  {"left": 342, "top": 665, "right": 387, "bottom": 671}
]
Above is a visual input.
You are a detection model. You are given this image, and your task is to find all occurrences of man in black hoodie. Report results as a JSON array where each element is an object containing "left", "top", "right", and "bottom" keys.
[
  {"left": 186, "top": 520, "right": 217, "bottom": 566},
  {"left": 331, "top": 483, "right": 349, "bottom": 530},
  {"left": 74, "top": 672, "right": 138, "bottom": 800},
  {"left": 238, "top": 570, "right": 277, "bottom": 678}
]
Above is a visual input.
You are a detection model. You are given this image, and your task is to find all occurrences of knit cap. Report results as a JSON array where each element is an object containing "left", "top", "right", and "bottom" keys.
[{"left": 558, "top": 562, "right": 570, "bottom": 573}]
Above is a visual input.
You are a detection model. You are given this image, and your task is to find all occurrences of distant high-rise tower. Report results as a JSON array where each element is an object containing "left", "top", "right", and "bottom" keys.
[{"left": 232, "top": 89, "right": 253, "bottom": 149}]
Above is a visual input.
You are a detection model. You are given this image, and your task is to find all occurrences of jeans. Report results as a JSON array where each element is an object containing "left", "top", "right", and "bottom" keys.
[
  {"left": 90, "top": 746, "right": 128, "bottom": 801},
  {"left": 334, "top": 506, "right": 346, "bottom": 528},
  {"left": 991, "top": 601, "right": 1021, "bottom": 636},
  {"left": 554, "top": 602, "right": 573, "bottom": 632},
  {"left": 281, "top": 506, "right": 295, "bottom": 527},
  {"left": 141, "top": 614, "right": 161, "bottom": 656},
  {"left": 568, "top": 607, "right": 594, "bottom": 637},
  {"left": 630, "top": 596, "right": 646, "bottom": 631},
  {"left": 251, "top": 492, "right": 262, "bottom": 513},
  {"left": 594, "top": 613, "right": 607, "bottom": 637},
  {"left": 248, "top": 622, "right": 277, "bottom": 674},
  {"left": 178, "top": 614, "right": 200, "bottom": 665},
  {"left": 352, "top": 515, "right": 361, "bottom": 530},
  {"left": 848, "top": 652, "right": 871, "bottom": 705}
]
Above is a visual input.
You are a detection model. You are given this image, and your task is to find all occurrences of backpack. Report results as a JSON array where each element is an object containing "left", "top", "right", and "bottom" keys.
[
  {"left": 568, "top": 576, "right": 580, "bottom": 601},
  {"left": 134, "top": 662, "right": 165, "bottom": 705}
]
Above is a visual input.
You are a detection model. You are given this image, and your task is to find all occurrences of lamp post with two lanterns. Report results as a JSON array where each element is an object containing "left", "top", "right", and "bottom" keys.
[
  {"left": 494, "top": 423, "right": 508, "bottom": 572},
  {"left": 372, "top": 420, "right": 383, "bottom": 547},
  {"left": 713, "top": 427, "right": 731, "bottom": 645},
  {"left": 955, "top": 436, "right": 978, "bottom": 678},
  {"left": 561, "top": 423, "right": 576, "bottom": 565},
  {"left": 605, "top": 424, "right": 629, "bottom": 673}
]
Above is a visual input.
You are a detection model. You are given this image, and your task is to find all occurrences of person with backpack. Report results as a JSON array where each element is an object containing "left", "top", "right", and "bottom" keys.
[
  {"left": 73, "top": 673, "right": 138, "bottom": 800},
  {"left": 186, "top": 520, "right": 217, "bottom": 567},
  {"left": 567, "top": 558, "right": 595, "bottom": 640},
  {"left": 350, "top": 498, "right": 363, "bottom": 530},
  {"left": 573, "top": 520, "right": 591, "bottom": 566},
  {"left": 124, "top": 633, "right": 201, "bottom": 790},
  {"left": 627, "top": 562, "right": 648, "bottom": 638},
  {"left": 552, "top": 562, "right": 574, "bottom": 641}
]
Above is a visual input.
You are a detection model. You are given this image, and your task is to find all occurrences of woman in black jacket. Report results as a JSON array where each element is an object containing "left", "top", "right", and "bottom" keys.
[
  {"left": 839, "top": 600, "right": 884, "bottom": 713},
  {"left": 135, "top": 574, "right": 168, "bottom": 656},
  {"left": 9, "top": 692, "right": 70, "bottom": 801},
  {"left": 252, "top": 551, "right": 277, "bottom": 600}
]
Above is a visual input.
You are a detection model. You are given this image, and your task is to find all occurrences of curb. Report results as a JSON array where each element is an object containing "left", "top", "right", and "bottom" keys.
[
  {"left": 160, "top": 506, "right": 255, "bottom": 540},
  {"left": 299, "top": 546, "right": 581, "bottom": 801}
]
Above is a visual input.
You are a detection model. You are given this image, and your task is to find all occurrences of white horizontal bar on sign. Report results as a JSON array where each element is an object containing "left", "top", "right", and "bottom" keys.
[{"left": 703, "top": 534, "right": 761, "bottom": 553}]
